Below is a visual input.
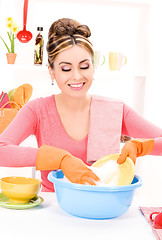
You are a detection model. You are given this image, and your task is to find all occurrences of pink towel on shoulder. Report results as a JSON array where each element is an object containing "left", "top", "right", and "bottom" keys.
[{"left": 87, "top": 95, "right": 123, "bottom": 163}]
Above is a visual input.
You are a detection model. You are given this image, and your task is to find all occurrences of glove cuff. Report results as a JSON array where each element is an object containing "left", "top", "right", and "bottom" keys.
[
  {"left": 131, "top": 139, "right": 154, "bottom": 157},
  {"left": 36, "top": 144, "right": 69, "bottom": 170}
]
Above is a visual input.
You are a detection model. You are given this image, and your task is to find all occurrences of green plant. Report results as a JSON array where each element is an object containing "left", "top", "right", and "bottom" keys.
[{"left": 0, "top": 17, "right": 19, "bottom": 53}]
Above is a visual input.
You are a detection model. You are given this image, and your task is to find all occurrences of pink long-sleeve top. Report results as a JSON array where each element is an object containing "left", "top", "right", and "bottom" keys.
[{"left": 0, "top": 95, "right": 162, "bottom": 191}]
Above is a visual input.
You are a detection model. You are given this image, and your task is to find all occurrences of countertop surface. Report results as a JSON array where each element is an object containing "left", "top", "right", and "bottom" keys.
[{"left": 0, "top": 192, "right": 158, "bottom": 240}]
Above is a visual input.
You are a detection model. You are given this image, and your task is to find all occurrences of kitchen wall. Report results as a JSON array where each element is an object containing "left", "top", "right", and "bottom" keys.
[
  {"left": 0, "top": 0, "right": 147, "bottom": 68},
  {"left": 0, "top": 0, "right": 150, "bottom": 111},
  {"left": 144, "top": 1, "right": 162, "bottom": 127}
]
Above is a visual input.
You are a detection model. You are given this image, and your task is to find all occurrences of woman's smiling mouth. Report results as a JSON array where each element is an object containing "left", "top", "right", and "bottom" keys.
[{"left": 68, "top": 82, "right": 85, "bottom": 90}]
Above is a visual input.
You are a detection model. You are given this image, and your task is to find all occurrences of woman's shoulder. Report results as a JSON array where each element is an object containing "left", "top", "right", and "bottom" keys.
[
  {"left": 26, "top": 95, "right": 54, "bottom": 108},
  {"left": 20, "top": 95, "right": 55, "bottom": 118}
]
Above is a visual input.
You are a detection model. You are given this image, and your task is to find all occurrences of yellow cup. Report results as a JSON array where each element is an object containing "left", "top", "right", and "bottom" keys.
[
  {"left": 109, "top": 52, "right": 127, "bottom": 71},
  {"left": 0, "top": 176, "right": 41, "bottom": 203}
]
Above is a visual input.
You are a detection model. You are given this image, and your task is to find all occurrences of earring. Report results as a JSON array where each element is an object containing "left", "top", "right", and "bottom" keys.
[{"left": 51, "top": 79, "right": 54, "bottom": 85}]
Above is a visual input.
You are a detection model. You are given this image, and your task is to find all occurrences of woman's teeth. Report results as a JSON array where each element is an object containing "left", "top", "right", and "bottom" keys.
[
  {"left": 69, "top": 83, "right": 84, "bottom": 88},
  {"left": 68, "top": 82, "right": 85, "bottom": 90}
]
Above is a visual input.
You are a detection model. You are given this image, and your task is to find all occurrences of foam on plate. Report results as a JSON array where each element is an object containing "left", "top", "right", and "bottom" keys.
[
  {"left": 89, "top": 160, "right": 120, "bottom": 186},
  {"left": 62, "top": 160, "right": 121, "bottom": 186}
]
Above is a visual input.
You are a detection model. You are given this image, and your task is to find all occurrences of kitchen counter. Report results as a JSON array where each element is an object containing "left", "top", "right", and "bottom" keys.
[{"left": 0, "top": 192, "right": 157, "bottom": 240}]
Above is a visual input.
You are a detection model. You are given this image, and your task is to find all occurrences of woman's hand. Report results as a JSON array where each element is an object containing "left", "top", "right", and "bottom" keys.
[
  {"left": 117, "top": 139, "right": 154, "bottom": 165},
  {"left": 117, "top": 141, "right": 138, "bottom": 164},
  {"left": 61, "top": 156, "right": 100, "bottom": 185},
  {"left": 36, "top": 144, "right": 100, "bottom": 185}
]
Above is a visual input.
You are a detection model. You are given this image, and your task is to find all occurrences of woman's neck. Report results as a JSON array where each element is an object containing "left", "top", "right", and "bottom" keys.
[{"left": 55, "top": 93, "right": 92, "bottom": 112}]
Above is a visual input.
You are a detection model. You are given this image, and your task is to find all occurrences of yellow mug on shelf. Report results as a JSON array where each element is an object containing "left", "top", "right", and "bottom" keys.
[
  {"left": 109, "top": 52, "right": 127, "bottom": 71},
  {"left": 94, "top": 51, "right": 105, "bottom": 69}
]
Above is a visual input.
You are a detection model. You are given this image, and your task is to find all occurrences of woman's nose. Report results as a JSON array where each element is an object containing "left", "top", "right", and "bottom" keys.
[{"left": 72, "top": 69, "right": 81, "bottom": 80}]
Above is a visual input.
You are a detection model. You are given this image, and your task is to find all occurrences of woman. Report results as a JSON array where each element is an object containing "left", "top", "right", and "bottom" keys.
[{"left": 0, "top": 18, "right": 162, "bottom": 191}]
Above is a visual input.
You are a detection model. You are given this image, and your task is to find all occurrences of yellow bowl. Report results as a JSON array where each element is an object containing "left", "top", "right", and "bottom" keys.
[
  {"left": 0, "top": 177, "right": 41, "bottom": 203},
  {"left": 92, "top": 153, "right": 135, "bottom": 186}
]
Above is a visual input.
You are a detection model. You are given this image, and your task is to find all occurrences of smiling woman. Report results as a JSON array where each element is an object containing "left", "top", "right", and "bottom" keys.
[
  {"left": 48, "top": 45, "right": 94, "bottom": 98},
  {"left": 46, "top": 18, "right": 94, "bottom": 98},
  {"left": 0, "top": 17, "right": 162, "bottom": 192}
]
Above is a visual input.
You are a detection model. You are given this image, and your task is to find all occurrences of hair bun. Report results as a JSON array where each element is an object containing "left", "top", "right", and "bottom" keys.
[
  {"left": 52, "top": 18, "right": 91, "bottom": 38},
  {"left": 75, "top": 25, "right": 91, "bottom": 38}
]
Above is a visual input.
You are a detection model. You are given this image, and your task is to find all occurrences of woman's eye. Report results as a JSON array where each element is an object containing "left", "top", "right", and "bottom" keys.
[
  {"left": 62, "top": 68, "right": 71, "bottom": 72},
  {"left": 80, "top": 65, "right": 89, "bottom": 70}
]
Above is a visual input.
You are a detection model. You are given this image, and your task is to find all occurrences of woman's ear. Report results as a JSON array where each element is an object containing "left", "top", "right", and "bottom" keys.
[{"left": 48, "top": 66, "right": 55, "bottom": 80}]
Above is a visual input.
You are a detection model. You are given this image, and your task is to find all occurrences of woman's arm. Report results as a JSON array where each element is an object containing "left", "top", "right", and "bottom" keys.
[
  {"left": 0, "top": 99, "right": 100, "bottom": 185},
  {"left": 122, "top": 104, "right": 162, "bottom": 155},
  {"left": 0, "top": 101, "right": 38, "bottom": 167}
]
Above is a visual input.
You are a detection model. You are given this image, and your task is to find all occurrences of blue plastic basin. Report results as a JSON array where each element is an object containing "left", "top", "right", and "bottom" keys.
[{"left": 48, "top": 170, "right": 142, "bottom": 219}]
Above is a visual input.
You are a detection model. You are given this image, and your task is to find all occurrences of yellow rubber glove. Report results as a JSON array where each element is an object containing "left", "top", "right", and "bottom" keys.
[
  {"left": 117, "top": 139, "right": 154, "bottom": 164},
  {"left": 36, "top": 144, "right": 100, "bottom": 185}
]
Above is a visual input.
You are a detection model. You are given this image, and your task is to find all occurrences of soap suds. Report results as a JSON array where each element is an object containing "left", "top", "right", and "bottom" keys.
[
  {"left": 89, "top": 160, "right": 120, "bottom": 186},
  {"left": 62, "top": 160, "right": 120, "bottom": 186}
]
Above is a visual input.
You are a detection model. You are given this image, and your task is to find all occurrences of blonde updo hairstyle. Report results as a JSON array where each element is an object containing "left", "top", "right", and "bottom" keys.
[{"left": 46, "top": 18, "right": 94, "bottom": 69}]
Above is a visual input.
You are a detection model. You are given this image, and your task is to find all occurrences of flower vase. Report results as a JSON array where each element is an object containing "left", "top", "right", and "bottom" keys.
[{"left": 6, "top": 53, "right": 17, "bottom": 64}]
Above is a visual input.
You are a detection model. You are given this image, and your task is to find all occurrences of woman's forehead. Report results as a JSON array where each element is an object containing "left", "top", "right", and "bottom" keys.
[{"left": 55, "top": 45, "right": 92, "bottom": 63}]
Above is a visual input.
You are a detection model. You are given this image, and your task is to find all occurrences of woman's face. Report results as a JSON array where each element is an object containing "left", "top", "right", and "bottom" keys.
[{"left": 49, "top": 45, "right": 94, "bottom": 98}]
